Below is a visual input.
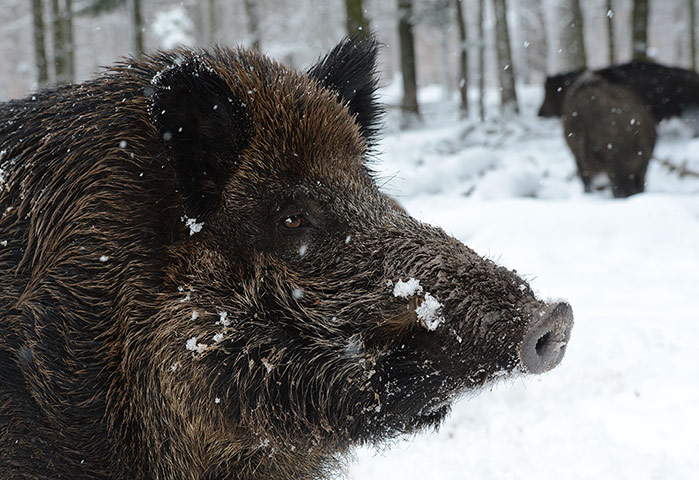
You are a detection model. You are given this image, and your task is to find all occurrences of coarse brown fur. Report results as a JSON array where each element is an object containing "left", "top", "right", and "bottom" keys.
[
  {"left": 562, "top": 73, "right": 657, "bottom": 197},
  {"left": 0, "top": 37, "right": 572, "bottom": 479}
]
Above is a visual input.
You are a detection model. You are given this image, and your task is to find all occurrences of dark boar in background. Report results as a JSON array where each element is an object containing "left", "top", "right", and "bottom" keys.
[
  {"left": 562, "top": 73, "right": 657, "bottom": 197},
  {"left": 538, "top": 60, "right": 699, "bottom": 124},
  {"left": 0, "top": 37, "right": 573, "bottom": 480}
]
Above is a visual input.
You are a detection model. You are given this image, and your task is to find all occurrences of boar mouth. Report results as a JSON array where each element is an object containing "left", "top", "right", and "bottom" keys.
[{"left": 519, "top": 302, "right": 574, "bottom": 374}]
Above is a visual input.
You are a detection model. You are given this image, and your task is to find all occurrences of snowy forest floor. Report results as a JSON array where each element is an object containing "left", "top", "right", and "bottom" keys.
[{"left": 343, "top": 84, "right": 699, "bottom": 480}]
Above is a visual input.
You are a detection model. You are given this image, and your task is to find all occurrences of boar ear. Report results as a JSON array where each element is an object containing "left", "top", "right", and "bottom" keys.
[
  {"left": 151, "top": 58, "right": 251, "bottom": 220},
  {"left": 308, "top": 35, "right": 383, "bottom": 147}
]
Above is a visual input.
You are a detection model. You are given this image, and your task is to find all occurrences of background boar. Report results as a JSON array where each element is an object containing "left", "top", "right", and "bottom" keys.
[
  {"left": 562, "top": 73, "right": 657, "bottom": 198},
  {"left": 0, "top": 37, "right": 573, "bottom": 479},
  {"left": 538, "top": 60, "right": 699, "bottom": 125}
]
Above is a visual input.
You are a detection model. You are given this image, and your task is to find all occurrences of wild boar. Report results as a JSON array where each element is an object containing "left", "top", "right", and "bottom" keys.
[
  {"left": 562, "top": 73, "right": 657, "bottom": 197},
  {"left": 0, "top": 37, "right": 573, "bottom": 479},
  {"left": 538, "top": 60, "right": 699, "bottom": 123}
]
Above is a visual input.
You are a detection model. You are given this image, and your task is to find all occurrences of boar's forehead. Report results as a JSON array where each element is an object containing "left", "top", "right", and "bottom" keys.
[{"left": 217, "top": 52, "right": 367, "bottom": 177}]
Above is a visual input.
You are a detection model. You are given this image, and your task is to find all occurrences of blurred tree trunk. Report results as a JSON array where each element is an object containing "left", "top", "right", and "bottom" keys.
[
  {"left": 455, "top": 0, "right": 468, "bottom": 117},
  {"left": 208, "top": 0, "right": 217, "bottom": 45},
  {"left": 398, "top": 0, "right": 420, "bottom": 121},
  {"left": 519, "top": 0, "right": 547, "bottom": 81},
  {"left": 492, "top": 0, "right": 518, "bottom": 115},
  {"left": 132, "top": 0, "right": 144, "bottom": 55},
  {"left": 345, "top": 0, "right": 370, "bottom": 38},
  {"left": 690, "top": 0, "right": 697, "bottom": 70},
  {"left": 64, "top": 0, "right": 75, "bottom": 82},
  {"left": 478, "top": 0, "right": 485, "bottom": 121},
  {"left": 631, "top": 0, "right": 649, "bottom": 60},
  {"left": 31, "top": 0, "right": 49, "bottom": 89},
  {"left": 50, "top": 0, "right": 67, "bottom": 84},
  {"left": 244, "top": 0, "right": 261, "bottom": 51},
  {"left": 570, "top": 0, "right": 587, "bottom": 67},
  {"left": 558, "top": 0, "right": 587, "bottom": 70},
  {"left": 607, "top": 0, "right": 616, "bottom": 64},
  {"left": 546, "top": 0, "right": 587, "bottom": 72},
  {"left": 511, "top": 0, "right": 528, "bottom": 82}
]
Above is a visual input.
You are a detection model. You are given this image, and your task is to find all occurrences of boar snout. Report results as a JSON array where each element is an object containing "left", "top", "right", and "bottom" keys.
[{"left": 520, "top": 302, "right": 574, "bottom": 374}]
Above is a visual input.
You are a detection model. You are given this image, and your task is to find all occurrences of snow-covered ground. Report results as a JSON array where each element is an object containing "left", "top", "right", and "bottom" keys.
[{"left": 345, "top": 85, "right": 699, "bottom": 480}]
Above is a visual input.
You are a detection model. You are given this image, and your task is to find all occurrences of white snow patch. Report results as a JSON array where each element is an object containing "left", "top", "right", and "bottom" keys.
[
  {"left": 99, "top": 255, "right": 109, "bottom": 262},
  {"left": 415, "top": 293, "right": 444, "bottom": 331},
  {"left": 393, "top": 278, "right": 443, "bottom": 330},
  {"left": 261, "top": 358, "right": 274, "bottom": 372},
  {"left": 343, "top": 335, "right": 364, "bottom": 358},
  {"left": 185, "top": 337, "right": 198, "bottom": 351},
  {"left": 183, "top": 216, "right": 204, "bottom": 236},
  {"left": 185, "top": 336, "right": 208, "bottom": 354},
  {"left": 292, "top": 288, "right": 304, "bottom": 299},
  {"left": 0, "top": 150, "right": 8, "bottom": 191},
  {"left": 392, "top": 278, "right": 423, "bottom": 298},
  {"left": 217, "top": 311, "right": 230, "bottom": 327}
]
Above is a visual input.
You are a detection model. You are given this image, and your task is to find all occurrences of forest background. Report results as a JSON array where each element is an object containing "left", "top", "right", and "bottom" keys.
[{"left": 0, "top": 0, "right": 694, "bottom": 122}]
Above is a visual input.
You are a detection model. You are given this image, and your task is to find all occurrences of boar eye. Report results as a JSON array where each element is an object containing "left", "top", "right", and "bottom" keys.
[{"left": 281, "top": 215, "right": 310, "bottom": 230}]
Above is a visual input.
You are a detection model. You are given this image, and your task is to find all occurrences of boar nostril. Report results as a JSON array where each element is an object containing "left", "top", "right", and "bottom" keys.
[
  {"left": 520, "top": 302, "right": 574, "bottom": 374},
  {"left": 535, "top": 331, "right": 553, "bottom": 356}
]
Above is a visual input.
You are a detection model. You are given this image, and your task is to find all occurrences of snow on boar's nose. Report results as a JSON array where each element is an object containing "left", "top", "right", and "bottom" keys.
[{"left": 520, "top": 302, "right": 574, "bottom": 374}]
